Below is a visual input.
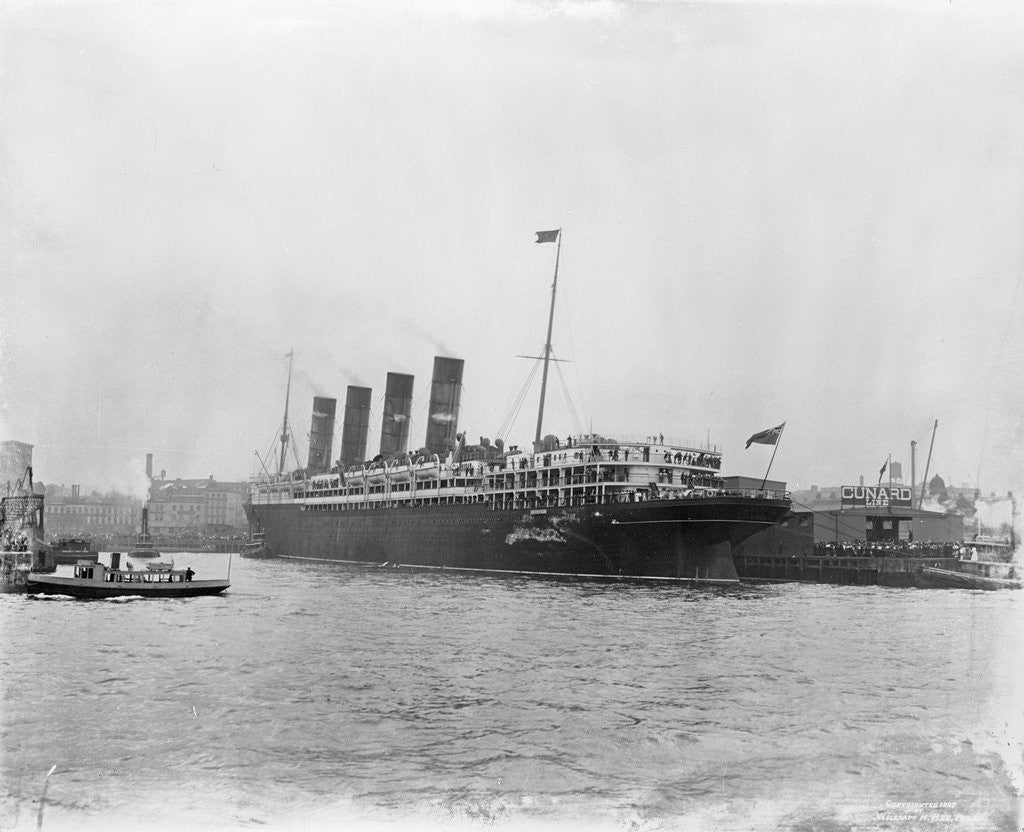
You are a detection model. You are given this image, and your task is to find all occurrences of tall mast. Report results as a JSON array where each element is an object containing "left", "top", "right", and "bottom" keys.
[
  {"left": 534, "top": 230, "right": 562, "bottom": 445},
  {"left": 918, "top": 419, "right": 938, "bottom": 509},
  {"left": 278, "top": 350, "right": 294, "bottom": 475}
]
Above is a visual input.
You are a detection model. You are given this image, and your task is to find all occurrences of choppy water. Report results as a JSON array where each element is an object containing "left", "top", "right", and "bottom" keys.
[{"left": 1, "top": 554, "right": 1022, "bottom": 832}]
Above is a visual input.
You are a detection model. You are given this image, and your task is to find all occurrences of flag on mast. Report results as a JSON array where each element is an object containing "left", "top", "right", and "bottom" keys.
[
  {"left": 745, "top": 422, "right": 785, "bottom": 449},
  {"left": 878, "top": 457, "right": 888, "bottom": 483},
  {"left": 535, "top": 229, "right": 560, "bottom": 244}
]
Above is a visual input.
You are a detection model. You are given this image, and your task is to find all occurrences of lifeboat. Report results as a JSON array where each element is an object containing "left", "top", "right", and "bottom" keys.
[
  {"left": 414, "top": 455, "right": 441, "bottom": 481},
  {"left": 389, "top": 459, "right": 412, "bottom": 482}
]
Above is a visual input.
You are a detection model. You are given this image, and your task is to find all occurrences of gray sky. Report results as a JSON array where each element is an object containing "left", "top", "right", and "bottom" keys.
[{"left": 2, "top": 0, "right": 1023, "bottom": 500}]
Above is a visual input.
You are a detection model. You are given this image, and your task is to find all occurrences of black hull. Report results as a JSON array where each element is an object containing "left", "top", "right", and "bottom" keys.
[
  {"left": 245, "top": 496, "right": 790, "bottom": 583},
  {"left": 25, "top": 580, "right": 229, "bottom": 599}
]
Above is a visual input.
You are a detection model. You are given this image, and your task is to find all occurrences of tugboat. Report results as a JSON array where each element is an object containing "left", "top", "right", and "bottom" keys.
[
  {"left": 26, "top": 552, "right": 230, "bottom": 599},
  {"left": 239, "top": 531, "right": 267, "bottom": 559},
  {"left": 128, "top": 506, "right": 160, "bottom": 559}
]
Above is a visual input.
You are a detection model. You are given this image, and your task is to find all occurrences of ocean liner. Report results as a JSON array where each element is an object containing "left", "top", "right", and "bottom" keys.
[{"left": 244, "top": 231, "right": 791, "bottom": 583}]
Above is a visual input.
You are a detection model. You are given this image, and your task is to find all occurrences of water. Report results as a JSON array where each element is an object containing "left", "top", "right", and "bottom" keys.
[{"left": 1, "top": 555, "right": 1021, "bottom": 832}]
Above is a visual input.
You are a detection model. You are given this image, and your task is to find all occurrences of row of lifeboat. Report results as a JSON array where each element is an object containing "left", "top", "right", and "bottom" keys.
[{"left": 345, "top": 455, "right": 448, "bottom": 487}]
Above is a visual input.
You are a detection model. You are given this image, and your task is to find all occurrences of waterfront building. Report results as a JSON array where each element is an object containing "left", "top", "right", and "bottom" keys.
[
  {"left": 43, "top": 486, "right": 141, "bottom": 538},
  {"left": 735, "top": 481, "right": 965, "bottom": 558},
  {"left": 148, "top": 475, "right": 248, "bottom": 536}
]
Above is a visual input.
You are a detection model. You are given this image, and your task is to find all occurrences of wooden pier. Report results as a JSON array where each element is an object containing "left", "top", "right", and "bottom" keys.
[{"left": 734, "top": 554, "right": 962, "bottom": 588}]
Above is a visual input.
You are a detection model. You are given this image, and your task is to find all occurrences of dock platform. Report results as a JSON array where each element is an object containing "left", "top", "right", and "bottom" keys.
[{"left": 734, "top": 554, "right": 962, "bottom": 588}]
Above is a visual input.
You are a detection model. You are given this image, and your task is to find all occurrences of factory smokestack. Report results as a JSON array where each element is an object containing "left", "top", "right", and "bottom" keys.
[
  {"left": 379, "top": 372, "right": 414, "bottom": 458},
  {"left": 146, "top": 453, "right": 153, "bottom": 480},
  {"left": 424, "top": 357, "right": 464, "bottom": 457},
  {"left": 306, "top": 396, "right": 337, "bottom": 475},
  {"left": 340, "top": 386, "right": 372, "bottom": 469}
]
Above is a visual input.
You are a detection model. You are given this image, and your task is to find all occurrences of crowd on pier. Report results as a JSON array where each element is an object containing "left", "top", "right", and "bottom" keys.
[
  {"left": 1, "top": 530, "right": 30, "bottom": 551},
  {"left": 813, "top": 541, "right": 979, "bottom": 559}
]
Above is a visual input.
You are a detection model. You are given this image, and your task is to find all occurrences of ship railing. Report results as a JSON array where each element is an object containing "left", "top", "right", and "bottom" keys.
[
  {"left": 550, "top": 433, "right": 720, "bottom": 453},
  {"left": 487, "top": 487, "right": 790, "bottom": 510},
  {"left": 524, "top": 449, "right": 722, "bottom": 471}
]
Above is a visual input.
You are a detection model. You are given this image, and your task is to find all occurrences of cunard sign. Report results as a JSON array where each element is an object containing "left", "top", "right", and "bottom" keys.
[{"left": 841, "top": 485, "right": 913, "bottom": 508}]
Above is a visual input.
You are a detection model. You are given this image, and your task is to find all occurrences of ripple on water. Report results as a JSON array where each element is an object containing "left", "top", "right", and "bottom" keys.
[{"left": 2, "top": 561, "right": 1020, "bottom": 831}]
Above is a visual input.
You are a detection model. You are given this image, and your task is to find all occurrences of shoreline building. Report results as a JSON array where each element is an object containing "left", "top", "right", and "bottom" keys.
[
  {"left": 43, "top": 484, "right": 141, "bottom": 538},
  {"left": 147, "top": 474, "right": 248, "bottom": 537},
  {"left": 736, "top": 479, "right": 965, "bottom": 557}
]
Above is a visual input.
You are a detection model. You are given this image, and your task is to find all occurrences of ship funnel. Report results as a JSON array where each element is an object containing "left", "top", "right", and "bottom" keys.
[
  {"left": 306, "top": 396, "right": 337, "bottom": 475},
  {"left": 340, "top": 386, "right": 372, "bottom": 469},
  {"left": 424, "top": 356, "right": 464, "bottom": 457},
  {"left": 379, "top": 373, "right": 414, "bottom": 458}
]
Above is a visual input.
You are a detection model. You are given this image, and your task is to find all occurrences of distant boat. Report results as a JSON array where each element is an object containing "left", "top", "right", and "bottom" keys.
[
  {"left": 50, "top": 537, "right": 99, "bottom": 565},
  {"left": 129, "top": 506, "right": 160, "bottom": 558},
  {"left": 918, "top": 562, "right": 1021, "bottom": 591},
  {"left": 26, "top": 558, "right": 229, "bottom": 599},
  {"left": 239, "top": 532, "right": 267, "bottom": 559}
]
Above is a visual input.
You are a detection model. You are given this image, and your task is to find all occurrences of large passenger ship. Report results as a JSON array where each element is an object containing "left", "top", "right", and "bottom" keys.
[{"left": 244, "top": 232, "right": 790, "bottom": 582}]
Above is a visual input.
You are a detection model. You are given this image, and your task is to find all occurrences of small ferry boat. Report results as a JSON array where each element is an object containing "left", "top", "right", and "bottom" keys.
[{"left": 26, "top": 555, "right": 230, "bottom": 599}]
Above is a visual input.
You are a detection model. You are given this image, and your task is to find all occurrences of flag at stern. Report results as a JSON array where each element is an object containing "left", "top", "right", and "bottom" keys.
[{"left": 745, "top": 422, "right": 786, "bottom": 449}]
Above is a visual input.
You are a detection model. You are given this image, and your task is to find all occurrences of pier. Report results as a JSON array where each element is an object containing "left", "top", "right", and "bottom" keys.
[{"left": 735, "top": 554, "right": 963, "bottom": 588}]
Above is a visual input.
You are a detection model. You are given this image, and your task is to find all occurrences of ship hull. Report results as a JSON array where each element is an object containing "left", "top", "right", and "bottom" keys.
[
  {"left": 25, "top": 577, "right": 230, "bottom": 599},
  {"left": 244, "top": 496, "right": 790, "bottom": 583}
]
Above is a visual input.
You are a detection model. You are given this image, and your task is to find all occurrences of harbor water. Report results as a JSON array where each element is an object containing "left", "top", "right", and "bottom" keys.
[{"left": 1, "top": 555, "right": 1021, "bottom": 832}]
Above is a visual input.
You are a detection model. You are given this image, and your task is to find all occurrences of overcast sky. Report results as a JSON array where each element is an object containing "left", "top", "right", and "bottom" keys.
[{"left": 2, "top": 0, "right": 1022, "bottom": 501}]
